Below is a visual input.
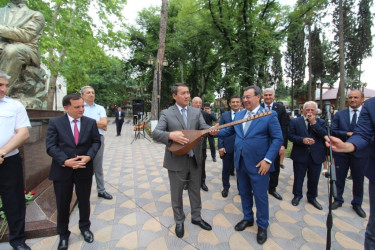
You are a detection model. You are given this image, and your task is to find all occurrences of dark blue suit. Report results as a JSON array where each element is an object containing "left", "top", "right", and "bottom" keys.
[
  {"left": 217, "top": 106, "right": 283, "bottom": 229},
  {"left": 115, "top": 110, "right": 125, "bottom": 136},
  {"left": 218, "top": 110, "right": 236, "bottom": 189},
  {"left": 332, "top": 108, "right": 369, "bottom": 206},
  {"left": 346, "top": 98, "right": 375, "bottom": 248},
  {"left": 288, "top": 116, "right": 327, "bottom": 200}
]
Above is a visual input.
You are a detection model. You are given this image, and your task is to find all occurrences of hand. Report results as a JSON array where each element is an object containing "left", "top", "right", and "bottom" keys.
[
  {"left": 76, "top": 155, "right": 91, "bottom": 164},
  {"left": 169, "top": 131, "right": 189, "bottom": 145},
  {"left": 103, "top": 125, "right": 108, "bottom": 131},
  {"left": 218, "top": 148, "right": 226, "bottom": 157},
  {"left": 346, "top": 132, "right": 353, "bottom": 137},
  {"left": 0, "top": 157, "right": 3, "bottom": 165},
  {"left": 325, "top": 135, "right": 355, "bottom": 153},
  {"left": 279, "top": 145, "right": 285, "bottom": 155},
  {"left": 303, "top": 137, "right": 315, "bottom": 145},
  {"left": 64, "top": 157, "right": 86, "bottom": 169},
  {"left": 306, "top": 113, "right": 316, "bottom": 125},
  {"left": 208, "top": 124, "right": 219, "bottom": 136},
  {"left": 256, "top": 160, "right": 271, "bottom": 175}
]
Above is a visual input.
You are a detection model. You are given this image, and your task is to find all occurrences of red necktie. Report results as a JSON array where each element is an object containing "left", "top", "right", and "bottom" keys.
[{"left": 73, "top": 119, "right": 79, "bottom": 145}]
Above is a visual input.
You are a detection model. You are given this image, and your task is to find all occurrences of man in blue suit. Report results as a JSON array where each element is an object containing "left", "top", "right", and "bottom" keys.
[
  {"left": 216, "top": 85, "right": 283, "bottom": 245},
  {"left": 288, "top": 101, "right": 327, "bottom": 210},
  {"left": 115, "top": 106, "right": 125, "bottom": 136},
  {"left": 331, "top": 90, "right": 368, "bottom": 217},
  {"left": 327, "top": 97, "right": 375, "bottom": 249},
  {"left": 218, "top": 96, "right": 241, "bottom": 197}
]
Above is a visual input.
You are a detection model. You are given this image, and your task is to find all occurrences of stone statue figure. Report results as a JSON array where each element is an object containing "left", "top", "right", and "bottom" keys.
[{"left": 0, "top": 0, "right": 46, "bottom": 109}]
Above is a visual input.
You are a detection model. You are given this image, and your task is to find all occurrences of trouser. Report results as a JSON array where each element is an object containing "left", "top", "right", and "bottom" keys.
[
  {"left": 116, "top": 120, "right": 124, "bottom": 135},
  {"left": 222, "top": 152, "right": 234, "bottom": 189},
  {"left": 292, "top": 157, "right": 321, "bottom": 200},
  {"left": 202, "top": 147, "right": 207, "bottom": 184},
  {"left": 94, "top": 135, "right": 106, "bottom": 193},
  {"left": 0, "top": 154, "right": 26, "bottom": 247},
  {"left": 53, "top": 176, "right": 92, "bottom": 239},
  {"left": 269, "top": 154, "right": 281, "bottom": 192},
  {"left": 168, "top": 156, "right": 202, "bottom": 223},
  {"left": 207, "top": 136, "right": 216, "bottom": 159}
]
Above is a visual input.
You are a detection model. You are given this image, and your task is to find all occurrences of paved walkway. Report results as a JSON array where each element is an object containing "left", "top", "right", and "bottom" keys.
[{"left": 0, "top": 118, "right": 368, "bottom": 249}]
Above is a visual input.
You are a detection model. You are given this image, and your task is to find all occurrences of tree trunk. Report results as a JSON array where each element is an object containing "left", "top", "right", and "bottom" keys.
[
  {"left": 179, "top": 60, "right": 184, "bottom": 84},
  {"left": 151, "top": 0, "right": 169, "bottom": 120},
  {"left": 308, "top": 24, "right": 313, "bottom": 101},
  {"left": 337, "top": 0, "right": 346, "bottom": 110}
]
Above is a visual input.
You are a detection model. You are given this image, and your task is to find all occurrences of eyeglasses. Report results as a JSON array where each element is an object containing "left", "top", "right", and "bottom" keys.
[
  {"left": 242, "top": 95, "right": 256, "bottom": 100},
  {"left": 304, "top": 109, "right": 316, "bottom": 112}
]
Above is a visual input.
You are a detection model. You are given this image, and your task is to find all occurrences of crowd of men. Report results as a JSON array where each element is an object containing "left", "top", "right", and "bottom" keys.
[{"left": 1, "top": 73, "right": 374, "bottom": 249}]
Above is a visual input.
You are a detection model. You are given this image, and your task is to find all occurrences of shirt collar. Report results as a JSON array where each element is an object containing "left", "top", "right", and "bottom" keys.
[
  {"left": 349, "top": 106, "right": 362, "bottom": 113},
  {"left": 67, "top": 114, "right": 81, "bottom": 123},
  {"left": 265, "top": 102, "right": 273, "bottom": 108},
  {"left": 248, "top": 105, "right": 260, "bottom": 114},
  {"left": 84, "top": 102, "right": 96, "bottom": 107},
  {"left": 175, "top": 103, "right": 187, "bottom": 112},
  {"left": 0, "top": 96, "right": 10, "bottom": 103}
]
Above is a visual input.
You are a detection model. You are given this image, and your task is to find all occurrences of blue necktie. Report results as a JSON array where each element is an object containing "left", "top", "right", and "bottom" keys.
[
  {"left": 243, "top": 111, "right": 252, "bottom": 134},
  {"left": 350, "top": 110, "right": 358, "bottom": 131}
]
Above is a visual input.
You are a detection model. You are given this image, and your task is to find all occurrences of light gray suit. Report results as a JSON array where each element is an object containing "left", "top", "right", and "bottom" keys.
[{"left": 152, "top": 104, "right": 210, "bottom": 223}]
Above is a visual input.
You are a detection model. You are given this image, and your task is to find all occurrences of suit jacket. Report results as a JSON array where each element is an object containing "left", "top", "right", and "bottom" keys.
[
  {"left": 261, "top": 102, "right": 288, "bottom": 148},
  {"left": 46, "top": 114, "right": 101, "bottom": 181},
  {"left": 347, "top": 98, "right": 375, "bottom": 181},
  {"left": 288, "top": 116, "right": 327, "bottom": 165},
  {"left": 218, "top": 111, "right": 236, "bottom": 153},
  {"left": 332, "top": 108, "right": 370, "bottom": 158},
  {"left": 216, "top": 106, "right": 283, "bottom": 172},
  {"left": 115, "top": 110, "right": 125, "bottom": 121},
  {"left": 152, "top": 105, "right": 211, "bottom": 171}
]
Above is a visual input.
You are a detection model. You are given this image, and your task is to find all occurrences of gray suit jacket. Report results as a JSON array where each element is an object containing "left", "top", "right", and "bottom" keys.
[{"left": 152, "top": 105, "right": 210, "bottom": 171}]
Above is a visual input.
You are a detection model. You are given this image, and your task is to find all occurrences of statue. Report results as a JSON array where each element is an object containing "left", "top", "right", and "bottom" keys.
[{"left": 0, "top": 0, "right": 46, "bottom": 109}]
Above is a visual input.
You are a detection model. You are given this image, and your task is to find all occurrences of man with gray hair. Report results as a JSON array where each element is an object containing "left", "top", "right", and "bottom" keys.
[
  {"left": 288, "top": 101, "right": 327, "bottom": 210},
  {"left": 80, "top": 86, "right": 112, "bottom": 200},
  {"left": 0, "top": 70, "right": 31, "bottom": 250}
]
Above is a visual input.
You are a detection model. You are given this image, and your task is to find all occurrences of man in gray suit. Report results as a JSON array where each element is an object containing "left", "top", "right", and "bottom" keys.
[{"left": 152, "top": 83, "right": 218, "bottom": 238}]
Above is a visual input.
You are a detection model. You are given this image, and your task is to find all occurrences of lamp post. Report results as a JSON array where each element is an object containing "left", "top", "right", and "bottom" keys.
[{"left": 148, "top": 56, "right": 168, "bottom": 120}]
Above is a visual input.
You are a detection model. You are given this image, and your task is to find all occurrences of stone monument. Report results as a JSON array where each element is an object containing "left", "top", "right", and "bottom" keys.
[{"left": 0, "top": 0, "right": 47, "bottom": 109}]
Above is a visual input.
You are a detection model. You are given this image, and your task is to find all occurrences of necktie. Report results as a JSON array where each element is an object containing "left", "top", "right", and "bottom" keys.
[
  {"left": 307, "top": 122, "right": 311, "bottom": 134},
  {"left": 232, "top": 112, "right": 236, "bottom": 120},
  {"left": 73, "top": 119, "right": 79, "bottom": 145},
  {"left": 243, "top": 111, "right": 252, "bottom": 134},
  {"left": 267, "top": 105, "right": 271, "bottom": 111},
  {"left": 181, "top": 108, "right": 187, "bottom": 127},
  {"left": 350, "top": 110, "right": 358, "bottom": 131}
]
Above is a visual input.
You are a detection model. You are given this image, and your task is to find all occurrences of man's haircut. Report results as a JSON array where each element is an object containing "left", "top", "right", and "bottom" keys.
[
  {"left": 171, "top": 83, "right": 187, "bottom": 95},
  {"left": 80, "top": 85, "right": 94, "bottom": 94},
  {"left": 303, "top": 101, "right": 318, "bottom": 109},
  {"left": 230, "top": 95, "right": 240, "bottom": 101},
  {"left": 63, "top": 94, "right": 82, "bottom": 107},
  {"left": 263, "top": 88, "right": 275, "bottom": 94},
  {"left": 0, "top": 70, "right": 10, "bottom": 80},
  {"left": 204, "top": 102, "right": 210, "bottom": 107},
  {"left": 243, "top": 85, "right": 262, "bottom": 96},
  {"left": 350, "top": 89, "right": 364, "bottom": 98}
]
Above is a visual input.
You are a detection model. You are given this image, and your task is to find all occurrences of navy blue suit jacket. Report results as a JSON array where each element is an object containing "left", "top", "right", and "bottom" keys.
[
  {"left": 218, "top": 111, "right": 235, "bottom": 153},
  {"left": 288, "top": 116, "right": 327, "bottom": 165},
  {"left": 348, "top": 98, "right": 375, "bottom": 182},
  {"left": 216, "top": 106, "right": 283, "bottom": 172},
  {"left": 261, "top": 102, "right": 289, "bottom": 148},
  {"left": 115, "top": 110, "right": 125, "bottom": 120},
  {"left": 332, "top": 108, "right": 370, "bottom": 158},
  {"left": 46, "top": 114, "right": 101, "bottom": 181}
]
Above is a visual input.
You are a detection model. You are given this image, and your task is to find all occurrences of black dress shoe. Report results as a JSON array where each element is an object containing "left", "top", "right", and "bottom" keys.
[
  {"left": 201, "top": 183, "right": 208, "bottom": 192},
  {"left": 57, "top": 239, "right": 68, "bottom": 250},
  {"left": 353, "top": 205, "right": 366, "bottom": 218},
  {"left": 183, "top": 183, "right": 188, "bottom": 190},
  {"left": 230, "top": 172, "right": 235, "bottom": 176},
  {"left": 308, "top": 199, "right": 323, "bottom": 210},
  {"left": 13, "top": 243, "right": 31, "bottom": 250},
  {"left": 192, "top": 219, "right": 212, "bottom": 230},
  {"left": 269, "top": 190, "right": 282, "bottom": 200},
  {"left": 98, "top": 191, "right": 113, "bottom": 200},
  {"left": 331, "top": 201, "right": 342, "bottom": 210},
  {"left": 291, "top": 196, "right": 301, "bottom": 206},
  {"left": 234, "top": 219, "right": 254, "bottom": 231},
  {"left": 213, "top": 158, "right": 217, "bottom": 162},
  {"left": 221, "top": 188, "right": 229, "bottom": 198},
  {"left": 280, "top": 164, "right": 285, "bottom": 169},
  {"left": 175, "top": 223, "right": 184, "bottom": 238},
  {"left": 257, "top": 228, "right": 267, "bottom": 245},
  {"left": 81, "top": 230, "right": 94, "bottom": 243}
]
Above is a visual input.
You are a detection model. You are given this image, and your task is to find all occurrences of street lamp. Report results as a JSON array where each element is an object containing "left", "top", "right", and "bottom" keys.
[{"left": 148, "top": 56, "right": 168, "bottom": 120}]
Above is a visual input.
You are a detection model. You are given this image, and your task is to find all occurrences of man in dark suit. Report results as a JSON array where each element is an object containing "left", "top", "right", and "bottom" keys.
[
  {"left": 203, "top": 103, "right": 218, "bottom": 162},
  {"left": 288, "top": 101, "right": 327, "bottom": 210},
  {"left": 261, "top": 88, "right": 288, "bottom": 200},
  {"left": 152, "top": 83, "right": 218, "bottom": 239},
  {"left": 115, "top": 106, "right": 125, "bottom": 136},
  {"left": 46, "top": 94, "right": 101, "bottom": 249},
  {"left": 218, "top": 96, "right": 241, "bottom": 197},
  {"left": 331, "top": 90, "right": 368, "bottom": 217},
  {"left": 327, "top": 97, "right": 375, "bottom": 249},
  {"left": 216, "top": 85, "right": 283, "bottom": 245}
]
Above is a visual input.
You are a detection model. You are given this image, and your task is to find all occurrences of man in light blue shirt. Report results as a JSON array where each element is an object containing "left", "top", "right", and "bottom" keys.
[{"left": 81, "top": 86, "right": 112, "bottom": 200}]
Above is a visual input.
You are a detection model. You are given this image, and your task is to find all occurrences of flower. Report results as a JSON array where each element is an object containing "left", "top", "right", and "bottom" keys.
[{"left": 0, "top": 190, "right": 35, "bottom": 239}]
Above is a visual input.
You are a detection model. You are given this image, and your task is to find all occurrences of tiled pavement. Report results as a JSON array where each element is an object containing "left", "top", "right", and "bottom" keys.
[{"left": 0, "top": 118, "right": 369, "bottom": 249}]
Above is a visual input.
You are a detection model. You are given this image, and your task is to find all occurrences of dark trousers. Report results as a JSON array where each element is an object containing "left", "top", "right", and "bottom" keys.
[
  {"left": 222, "top": 152, "right": 234, "bottom": 189},
  {"left": 115, "top": 120, "right": 124, "bottom": 135},
  {"left": 53, "top": 175, "right": 92, "bottom": 239},
  {"left": 269, "top": 154, "right": 281, "bottom": 192},
  {"left": 202, "top": 147, "right": 207, "bottom": 184},
  {"left": 168, "top": 156, "right": 202, "bottom": 223},
  {"left": 292, "top": 157, "right": 321, "bottom": 200},
  {"left": 334, "top": 155, "right": 366, "bottom": 206},
  {"left": 207, "top": 136, "right": 216, "bottom": 159},
  {"left": 0, "top": 154, "right": 26, "bottom": 247}
]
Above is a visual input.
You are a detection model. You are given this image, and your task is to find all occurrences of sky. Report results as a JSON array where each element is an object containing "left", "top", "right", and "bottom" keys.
[{"left": 121, "top": 0, "right": 375, "bottom": 90}]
